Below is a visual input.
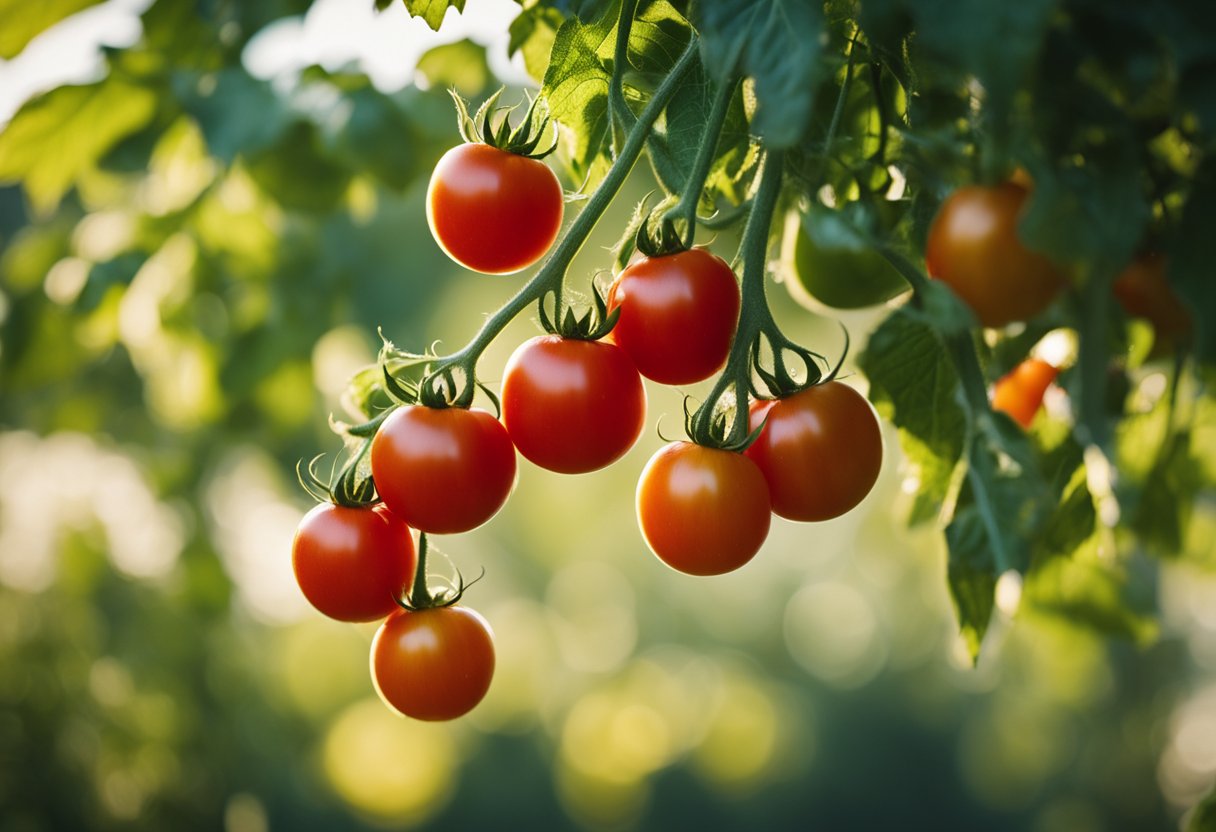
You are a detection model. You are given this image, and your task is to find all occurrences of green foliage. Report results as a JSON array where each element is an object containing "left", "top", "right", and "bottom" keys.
[
  {"left": 401, "top": 0, "right": 466, "bottom": 30},
  {"left": 0, "top": 0, "right": 103, "bottom": 58}
]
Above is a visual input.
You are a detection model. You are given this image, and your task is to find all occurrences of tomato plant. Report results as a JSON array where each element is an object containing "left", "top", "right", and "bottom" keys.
[
  {"left": 291, "top": 502, "right": 416, "bottom": 623},
  {"left": 428, "top": 143, "right": 563, "bottom": 275},
  {"left": 501, "top": 335, "right": 646, "bottom": 474},
  {"left": 744, "top": 381, "right": 883, "bottom": 522},
  {"left": 1113, "top": 253, "right": 1192, "bottom": 349},
  {"left": 992, "top": 358, "right": 1058, "bottom": 428},
  {"left": 925, "top": 182, "right": 1066, "bottom": 328},
  {"left": 607, "top": 248, "right": 740, "bottom": 385},
  {"left": 371, "top": 604, "right": 495, "bottom": 721},
  {"left": 636, "top": 442, "right": 771, "bottom": 576},
  {"left": 370, "top": 405, "right": 516, "bottom": 534}
]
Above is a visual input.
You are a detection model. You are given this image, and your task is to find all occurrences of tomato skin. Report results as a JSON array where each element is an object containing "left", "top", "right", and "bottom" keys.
[
  {"left": 744, "top": 382, "right": 883, "bottom": 522},
  {"left": 427, "top": 143, "right": 563, "bottom": 275},
  {"left": 501, "top": 335, "right": 646, "bottom": 474},
  {"left": 925, "top": 182, "right": 1065, "bottom": 327},
  {"left": 607, "top": 249, "right": 741, "bottom": 385},
  {"left": 371, "top": 605, "right": 495, "bottom": 721},
  {"left": 788, "top": 204, "right": 910, "bottom": 310},
  {"left": 291, "top": 503, "right": 416, "bottom": 622},
  {"left": 992, "top": 358, "right": 1058, "bottom": 428},
  {"left": 636, "top": 442, "right": 771, "bottom": 576},
  {"left": 370, "top": 405, "right": 516, "bottom": 534},
  {"left": 1113, "top": 253, "right": 1191, "bottom": 346}
]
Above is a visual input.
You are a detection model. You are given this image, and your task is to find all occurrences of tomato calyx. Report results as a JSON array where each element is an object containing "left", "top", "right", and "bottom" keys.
[
  {"left": 682, "top": 393, "right": 767, "bottom": 453},
  {"left": 395, "top": 533, "right": 484, "bottom": 612},
  {"left": 634, "top": 211, "right": 688, "bottom": 259},
  {"left": 295, "top": 439, "right": 379, "bottom": 509},
  {"left": 537, "top": 283, "right": 620, "bottom": 342},
  {"left": 451, "top": 88, "right": 557, "bottom": 160}
]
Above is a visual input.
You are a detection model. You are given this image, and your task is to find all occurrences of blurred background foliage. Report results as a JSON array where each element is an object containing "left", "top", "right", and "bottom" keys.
[{"left": 1, "top": 0, "right": 1216, "bottom": 830}]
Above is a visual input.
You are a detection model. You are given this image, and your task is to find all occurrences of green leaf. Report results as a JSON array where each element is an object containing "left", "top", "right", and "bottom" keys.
[
  {"left": 858, "top": 308, "right": 965, "bottom": 524},
  {"left": 944, "top": 494, "right": 997, "bottom": 663},
  {"left": 244, "top": 122, "right": 352, "bottom": 213},
  {"left": 402, "top": 0, "right": 465, "bottom": 30},
  {"left": 1189, "top": 785, "right": 1216, "bottom": 832},
  {"left": 1132, "top": 429, "right": 1201, "bottom": 558},
  {"left": 416, "top": 40, "right": 491, "bottom": 96},
  {"left": 508, "top": 6, "right": 566, "bottom": 81},
  {"left": 175, "top": 69, "right": 288, "bottom": 163},
  {"left": 691, "top": 0, "right": 824, "bottom": 148},
  {"left": 0, "top": 0, "right": 103, "bottom": 59},
  {"left": 0, "top": 79, "right": 157, "bottom": 214}
]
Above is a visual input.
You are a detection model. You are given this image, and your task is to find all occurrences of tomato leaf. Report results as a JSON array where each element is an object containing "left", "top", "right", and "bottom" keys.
[
  {"left": 0, "top": 0, "right": 103, "bottom": 59},
  {"left": 943, "top": 495, "right": 997, "bottom": 663},
  {"left": 401, "top": 0, "right": 465, "bottom": 30},
  {"left": 0, "top": 79, "right": 157, "bottom": 214},
  {"left": 508, "top": 6, "right": 566, "bottom": 81},
  {"left": 859, "top": 308, "right": 965, "bottom": 525},
  {"left": 176, "top": 69, "right": 288, "bottom": 164},
  {"left": 691, "top": 0, "right": 824, "bottom": 149},
  {"left": 416, "top": 40, "right": 491, "bottom": 96}
]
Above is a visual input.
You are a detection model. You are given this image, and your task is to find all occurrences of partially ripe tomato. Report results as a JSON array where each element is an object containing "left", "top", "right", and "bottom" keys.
[
  {"left": 371, "top": 605, "right": 495, "bottom": 721},
  {"left": 502, "top": 335, "right": 646, "bottom": 474},
  {"left": 925, "top": 182, "right": 1065, "bottom": 327},
  {"left": 291, "top": 503, "right": 416, "bottom": 622},
  {"left": 745, "top": 381, "right": 883, "bottom": 522},
  {"left": 636, "top": 442, "right": 771, "bottom": 576},
  {"left": 371, "top": 405, "right": 516, "bottom": 534},
  {"left": 427, "top": 143, "right": 563, "bottom": 274},
  {"left": 1113, "top": 253, "right": 1191, "bottom": 347},
  {"left": 992, "top": 358, "right": 1057, "bottom": 428},
  {"left": 607, "top": 248, "right": 740, "bottom": 385}
]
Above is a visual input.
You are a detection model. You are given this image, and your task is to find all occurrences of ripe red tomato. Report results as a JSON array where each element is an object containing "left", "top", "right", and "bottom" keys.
[
  {"left": 427, "top": 143, "right": 563, "bottom": 274},
  {"left": 291, "top": 503, "right": 416, "bottom": 622},
  {"left": 607, "top": 248, "right": 740, "bottom": 385},
  {"left": 1113, "top": 253, "right": 1192, "bottom": 347},
  {"left": 370, "top": 405, "right": 516, "bottom": 534},
  {"left": 925, "top": 182, "right": 1065, "bottom": 327},
  {"left": 745, "top": 381, "right": 883, "bottom": 522},
  {"left": 371, "top": 605, "right": 495, "bottom": 721},
  {"left": 636, "top": 442, "right": 771, "bottom": 576},
  {"left": 992, "top": 358, "right": 1058, "bottom": 428},
  {"left": 501, "top": 335, "right": 646, "bottom": 474}
]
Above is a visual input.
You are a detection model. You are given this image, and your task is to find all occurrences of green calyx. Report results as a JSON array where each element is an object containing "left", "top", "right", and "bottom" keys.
[
  {"left": 538, "top": 283, "right": 620, "bottom": 342},
  {"left": 681, "top": 389, "right": 766, "bottom": 453},
  {"left": 451, "top": 87, "right": 558, "bottom": 160},
  {"left": 634, "top": 209, "right": 689, "bottom": 259},
  {"left": 296, "top": 441, "right": 378, "bottom": 509},
  {"left": 396, "top": 533, "right": 485, "bottom": 612}
]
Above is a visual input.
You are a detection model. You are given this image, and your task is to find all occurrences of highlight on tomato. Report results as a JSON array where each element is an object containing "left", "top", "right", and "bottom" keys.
[
  {"left": 607, "top": 247, "right": 741, "bottom": 385},
  {"left": 427, "top": 91, "right": 563, "bottom": 275},
  {"left": 925, "top": 181, "right": 1066, "bottom": 328},
  {"left": 371, "top": 604, "right": 495, "bottom": 721},
  {"left": 636, "top": 441, "right": 771, "bottom": 576},
  {"left": 291, "top": 502, "right": 416, "bottom": 623},
  {"left": 501, "top": 334, "right": 646, "bottom": 474},
  {"left": 992, "top": 358, "right": 1058, "bottom": 428},
  {"left": 370, "top": 404, "right": 516, "bottom": 535},
  {"left": 745, "top": 381, "right": 883, "bottom": 522}
]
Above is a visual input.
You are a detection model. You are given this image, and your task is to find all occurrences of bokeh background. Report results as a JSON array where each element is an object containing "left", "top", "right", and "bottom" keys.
[{"left": 2, "top": 1, "right": 1216, "bottom": 830}]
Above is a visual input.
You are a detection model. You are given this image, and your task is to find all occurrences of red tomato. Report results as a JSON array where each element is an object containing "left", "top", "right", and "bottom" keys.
[
  {"left": 501, "top": 335, "right": 646, "bottom": 474},
  {"left": 1113, "top": 253, "right": 1192, "bottom": 347},
  {"left": 370, "top": 405, "right": 516, "bottom": 534},
  {"left": 636, "top": 442, "right": 771, "bottom": 576},
  {"left": 992, "top": 358, "right": 1058, "bottom": 428},
  {"left": 745, "top": 381, "right": 883, "bottom": 522},
  {"left": 427, "top": 143, "right": 563, "bottom": 274},
  {"left": 607, "top": 248, "right": 740, "bottom": 385},
  {"left": 925, "top": 182, "right": 1065, "bottom": 327},
  {"left": 291, "top": 503, "right": 416, "bottom": 622},
  {"left": 371, "top": 605, "right": 495, "bottom": 721}
]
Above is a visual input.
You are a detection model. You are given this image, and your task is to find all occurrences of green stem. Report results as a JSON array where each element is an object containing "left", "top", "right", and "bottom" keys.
[
  {"left": 690, "top": 149, "right": 788, "bottom": 448},
  {"left": 608, "top": 0, "right": 640, "bottom": 157},
  {"left": 417, "top": 36, "right": 701, "bottom": 409},
  {"left": 407, "top": 532, "right": 433, "bottom": 608},
  {"left": 664, "top": 75, "right": 739, "bottom": 247}
]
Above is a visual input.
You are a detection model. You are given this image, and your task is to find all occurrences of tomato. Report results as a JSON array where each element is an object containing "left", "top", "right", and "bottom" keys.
[
  {"left": 992, "top": 358, "right": 1057, "bottom": 428},
  {"left": 371, "top": 605, "right": 495, "bottom": 721},
  {"left": 636, "top": 442, "right": 771, "bottom": 576},
  {"left": 370, "top": 405, "right": 516, "bottom": 534},
  {"left": 744, "top": 381, "right": 883, "bottom": 522},
  {"left": 501, "top": 335, "right": 646, "bottom": 474},
  {"left": 427, "top": 143, "right": 563, "bottom": 274},
  {"left": 291, "top": 502, "right": 416, "bottom": 622},
  {"left": 1113, "top": 253, "right": 1191, "bottom": 347},
  {"left": 607, "top": 248, "right": 740, "bottom": 385},
  {"left": 787, "top": 204, "right": 909, "bottom": 310},
  {"left": 925, "top": 182, "right": 1066, "bottom": 327}
]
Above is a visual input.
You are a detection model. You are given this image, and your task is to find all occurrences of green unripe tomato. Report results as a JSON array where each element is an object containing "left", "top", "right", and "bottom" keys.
[{"left": 784, "top": 202, "right": 910, "bottom": 310}]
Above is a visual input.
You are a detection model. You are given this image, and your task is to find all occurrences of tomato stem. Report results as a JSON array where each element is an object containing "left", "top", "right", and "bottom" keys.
[
  {"left": 407, "top": 532, "right": 434, "bottom": 609},
  {"left": 663, "top": 75, "right": 739, "bottom": 247},
  {"left": 415, "top": 36, "right": 702, "bottom": 408}
]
